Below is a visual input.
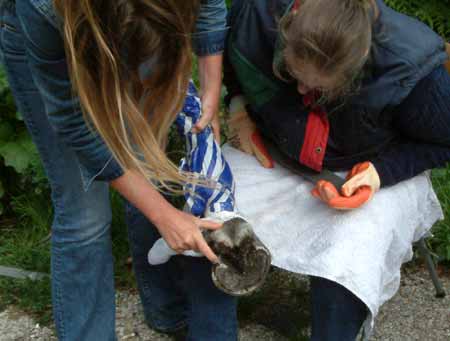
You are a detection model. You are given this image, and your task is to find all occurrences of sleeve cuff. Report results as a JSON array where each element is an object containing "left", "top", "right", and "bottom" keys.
[
  {"left": 192, "top": 27, "right": 228, "bottom": 56},
  {"left": 372, "top": 159, "right": 396, "bottom": 188},
  {"left": 79, "top": 156, "right": 124, "bottom": 191}
]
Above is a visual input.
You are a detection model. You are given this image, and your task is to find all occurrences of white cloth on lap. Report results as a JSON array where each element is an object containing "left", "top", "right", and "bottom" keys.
[{"left": 221, "top": 144, "right": 444, "bottom": 337}]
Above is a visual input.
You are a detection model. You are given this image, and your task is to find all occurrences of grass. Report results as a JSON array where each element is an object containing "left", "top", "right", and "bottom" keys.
[
  {"left": 0, "top": 191, "right": 53, "bottom": 324},
  {"left": 0, "top": 277, "right": 53, "bottom": 325},
  {"left": 0, "top": 189, "right": 136, "bottom": 325},
  {"left": 431, "top": 167, "right": 450, "bottom": 264}
]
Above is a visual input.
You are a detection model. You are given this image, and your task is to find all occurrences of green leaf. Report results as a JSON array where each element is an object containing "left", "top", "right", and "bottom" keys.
[
  {"left": 15, "top": 110, "right": 23, "bottom": 121},
  {"left": 0, "top": 67, "right": 9, "bottom": 94},
  {"left": 0, "top": 180, "right": 4, "bottom": 198},
  {"left": 0, "top": 133, "right": 37, "bottom": 174},
  {"left": 0, "top": 121, "right": 15, "bottom": 142},
  {"left": 0, "top": 142, "right": 33, "bottom": 173}
]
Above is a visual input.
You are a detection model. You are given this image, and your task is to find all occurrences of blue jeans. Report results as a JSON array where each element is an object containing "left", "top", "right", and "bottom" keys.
[
  {"left": 0, "top": 2, "right": 237, "bottom": 340},
  {"left": 126, "top": 203, "right": 238, "bottom": 340},
  {"left": 310, "top": 277, "right": 367, "bottom": 341}
]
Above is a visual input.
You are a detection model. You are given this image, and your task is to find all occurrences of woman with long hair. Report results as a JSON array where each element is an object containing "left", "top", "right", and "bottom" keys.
[{"left": 0, "top": 0, "right": 238, "bottom": 339}]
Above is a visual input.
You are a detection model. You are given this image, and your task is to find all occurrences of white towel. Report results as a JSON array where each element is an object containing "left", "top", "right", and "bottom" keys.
[{"left": 221, "top": 144, "right": 444, "bottom": 337}]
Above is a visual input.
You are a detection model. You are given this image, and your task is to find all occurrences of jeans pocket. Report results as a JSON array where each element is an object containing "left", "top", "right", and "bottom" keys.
[
  {"left": 0, "top": 7, "right": 26, "bottom": 59},
  {"left": 1, "top": 21, "right": 18, "bottom": 33}
]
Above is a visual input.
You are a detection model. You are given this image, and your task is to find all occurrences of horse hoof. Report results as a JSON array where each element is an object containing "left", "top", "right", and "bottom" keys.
[{"left": 205, "top": 217, "right": 271, "bottom": 296}]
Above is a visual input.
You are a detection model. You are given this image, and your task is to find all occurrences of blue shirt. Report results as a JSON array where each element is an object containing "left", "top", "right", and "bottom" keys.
[{"left": 15, "top": 0, "right": 228, "bottom": 190}]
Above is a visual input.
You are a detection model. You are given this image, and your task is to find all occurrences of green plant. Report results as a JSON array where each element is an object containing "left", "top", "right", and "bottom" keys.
[
  {"left": 431, "top": 167, "right": 450, "bottom": 263},
  {"left": 385, "top": 0, "right": 450, "bottom": 39},
  {"left": 383, "top": 0, "right": 450, "bottom": 263},
  {"left": 0, "top": 67, "right": 49, "bottom": 217},
  {"left": 0, "top": 277, "right": 52, "bottom": 325}
]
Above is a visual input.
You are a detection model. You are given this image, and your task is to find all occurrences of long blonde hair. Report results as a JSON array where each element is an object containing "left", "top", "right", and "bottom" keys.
[
  {"left": 279, "top": 0, "right": 375, "bottom": 100},
  {"left": 53, "top": 0, "right": 200, "bottom": 191}
]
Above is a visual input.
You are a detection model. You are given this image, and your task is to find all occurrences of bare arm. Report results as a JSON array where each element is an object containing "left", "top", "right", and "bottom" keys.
[
  {"left": 110, "top": 171, "right": 221, "bottom": 263},
  {"left": 193, "top": 54, "right": 224, "bottom": 142}
]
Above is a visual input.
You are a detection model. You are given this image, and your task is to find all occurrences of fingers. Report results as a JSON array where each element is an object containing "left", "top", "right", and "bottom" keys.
[
  {"left": 342, "top": 162, "right": 380, "bottom": 197},
  {"left": 194, "top": 217, "right": 221, "bottom": 262},
  {"left": 192, "top": 111, "right": 221, "bottom": 142},
  {"left": 346, "top": 161, "right": 370, "bottom": 180},
  {"left": 311, "top": 180, "right": 339, "bottom": 202},
  {"left": 342, "top": 171, "right": 367, "bottom": 197},
  {"left": 311, "top": 181, "right": 372, "bottom": 209},
  {"left": 192, "top": 110, "right": 214, "bottom": 134},
  {"left": 311, "top": 188, "right": 321, "bottom": 198},
  {"left": 250, "top": 131, "right": 274, "bottom": 168},
  {"left": 317, "top": 180, "right": 339, "bottom": 201},
  {"left": 195, "top": 233, "right": 219, "bottom": 263},
  {"left": 328, "top": 186, "right": 372, "bottom": 209},
  {"left": 230, "top": 130, "right": 254, "bottom": 155},
  {"left": 198, "top": 218, "right": 223, "bottom": 230}
]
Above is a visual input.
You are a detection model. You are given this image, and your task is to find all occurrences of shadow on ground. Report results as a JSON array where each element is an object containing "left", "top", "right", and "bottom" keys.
[{"left": 238, "top": 268, "right": 310, "bottom": 341}]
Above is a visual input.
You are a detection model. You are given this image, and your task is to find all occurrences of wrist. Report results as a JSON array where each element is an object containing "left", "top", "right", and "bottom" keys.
[
  {"left": 150, "top": 201, "right": 177, "bottom": 228},
  {"left": 198, "top": 54, "right": 223, "bottom": 92},
  {"left": 201, "top": 91, "right": 221, "bottom": 113}
]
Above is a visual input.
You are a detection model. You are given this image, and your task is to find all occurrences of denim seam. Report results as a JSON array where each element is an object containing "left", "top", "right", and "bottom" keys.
[
  {"left": 81, "top": 155, "right": 116, "bottom": 192},
  {"left": 9, "top": 59, "right": 65, "bottom": 337},
  {"left": 0, "top": 13, "right": 67, "bottom": 221},
  {"left": 135, "top": 266, "right": 186, "bottom": 331},
  {"left": 195, "top": 43, "right": 225, "bottom": 56},
  {"left": 31, "top": 0, "right": 60, "bottom": 30},
  {"left": 20, "top": 59, "right": 65, "bottom": 220},
  {"left": 0, "top": 28, "right": 26, "bottom": 59},
  {"left": 52, "top": 247, "right": 66, "bottom": 340},
  {"left": 128, "top": 220, "right": 186, "bottom": 332},
  {"left": 191, "top": 27, "right": 230, "bottom": 36}
]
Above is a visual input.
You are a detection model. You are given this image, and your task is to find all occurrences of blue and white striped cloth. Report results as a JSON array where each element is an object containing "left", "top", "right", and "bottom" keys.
[
  {"left": 148, "top": 81, "right": 239, "bottom": 264},
  {"left": 176, "top": 81, "right": 237, "bottom": 218}
]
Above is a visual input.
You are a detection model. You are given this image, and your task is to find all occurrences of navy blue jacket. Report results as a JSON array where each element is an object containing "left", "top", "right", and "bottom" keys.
[{"left": 224, "top": 0, "right": 450, "bottom": 187}]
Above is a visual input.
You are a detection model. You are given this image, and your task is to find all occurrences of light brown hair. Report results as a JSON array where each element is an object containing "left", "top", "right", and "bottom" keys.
[
  {"left": 53, "top": 0, "right": 201, "bottom": 191},
  {"left": 279, "top": 0, "right": 375, "bottom": 100}
]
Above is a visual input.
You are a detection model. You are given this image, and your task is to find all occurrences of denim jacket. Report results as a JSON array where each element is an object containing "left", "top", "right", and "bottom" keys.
[{"left": 15, "top": 0, "right": 228, "bottom": 190}]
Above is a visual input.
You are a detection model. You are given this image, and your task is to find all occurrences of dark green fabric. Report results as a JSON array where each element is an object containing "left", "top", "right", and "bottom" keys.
[{"left": 228, "top": 39, "right": 281, "bottom": 109}]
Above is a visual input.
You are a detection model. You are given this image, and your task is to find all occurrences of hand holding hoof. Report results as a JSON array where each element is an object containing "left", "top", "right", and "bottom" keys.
[{"left": 203, "top": 217, "right": 272, "bottom": 296}]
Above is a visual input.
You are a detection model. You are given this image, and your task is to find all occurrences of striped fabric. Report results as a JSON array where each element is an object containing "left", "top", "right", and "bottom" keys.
[{"left": 175, "top": 81, "right": 237, "bottom": 218}]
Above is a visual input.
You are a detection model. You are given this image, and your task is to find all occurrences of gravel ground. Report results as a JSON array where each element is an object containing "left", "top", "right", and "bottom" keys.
[{"left": 0, "top": 266, "right": 449, "bottom": 341}]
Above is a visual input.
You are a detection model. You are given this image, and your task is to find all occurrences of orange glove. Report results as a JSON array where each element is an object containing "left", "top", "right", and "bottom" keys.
[
  {"left": 311, "top": 161, "right": 380, "bottom": 210},
  {"left": 227, "top": 96, "right": 274, "bottom": 168}
]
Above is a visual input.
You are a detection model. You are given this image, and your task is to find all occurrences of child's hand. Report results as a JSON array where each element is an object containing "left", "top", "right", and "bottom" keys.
[
  {"left": 311, "top": 162, "right": 380, "bottom": 210},
  {"left": 228, "top": 96, "right": 274, "bottom": 168}
]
